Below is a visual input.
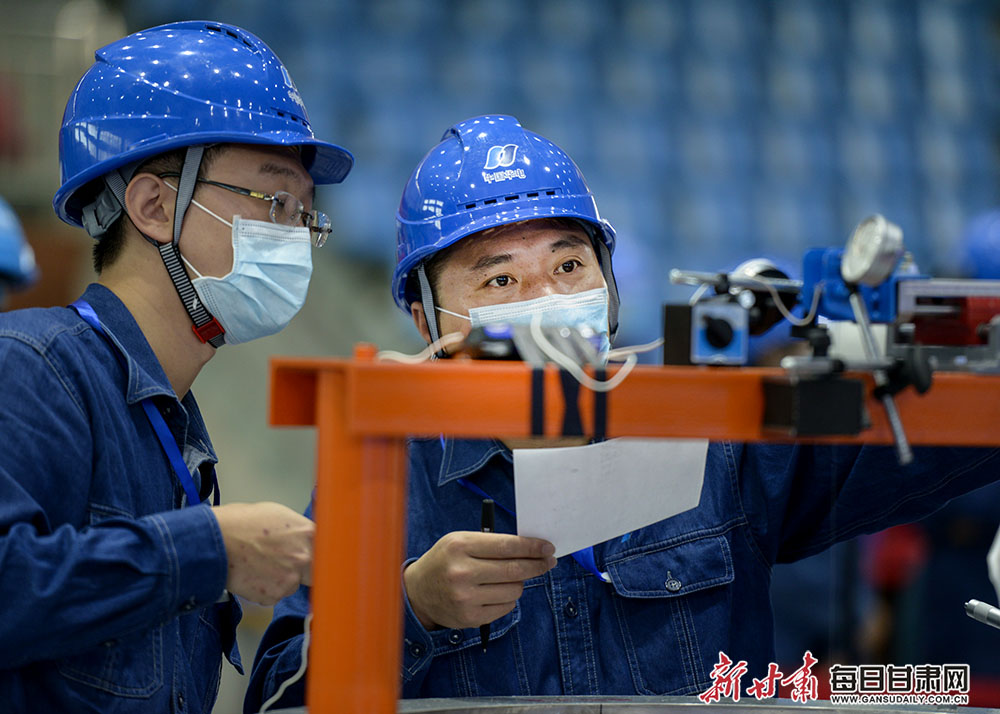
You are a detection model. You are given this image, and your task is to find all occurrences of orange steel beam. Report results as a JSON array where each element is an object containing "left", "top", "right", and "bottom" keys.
[
  {"left": 272, "top": 355, "right": 1000, "bottom": 446},
  {"left": 268, "top": 346, "right": 1000, "bottom": 714},
  {"left": 281, "top": 350, "right": 408, "bottom": 714}
]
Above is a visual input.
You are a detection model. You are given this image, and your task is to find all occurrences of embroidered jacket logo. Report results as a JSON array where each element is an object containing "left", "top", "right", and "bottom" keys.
[{"left": 484, "top": 144, "right": 518, "bottom": 170}]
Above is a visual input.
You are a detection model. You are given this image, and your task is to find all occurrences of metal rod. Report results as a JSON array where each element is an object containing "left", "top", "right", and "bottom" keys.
[
  {"left": 780, "top": 355, "right": 894, "bottom": 375},
  {"left": 669, "top": 268, "right": 803, "bottom": 292},
  {"left": 848, "top": 291, "right": 913, "bottom": 465}
]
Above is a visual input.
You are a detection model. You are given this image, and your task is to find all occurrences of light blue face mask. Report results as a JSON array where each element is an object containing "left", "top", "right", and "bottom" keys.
[
  {"left": 438, "top": 286, "right": 612, "bottom": 355},
  {"left": 176, "top": 191, "right": 313, "bottom": 345}
]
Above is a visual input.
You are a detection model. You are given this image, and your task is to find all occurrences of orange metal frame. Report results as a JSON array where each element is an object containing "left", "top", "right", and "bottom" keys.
[{"left": 269, "top": 344, "right": 1000, "bottom": 714}]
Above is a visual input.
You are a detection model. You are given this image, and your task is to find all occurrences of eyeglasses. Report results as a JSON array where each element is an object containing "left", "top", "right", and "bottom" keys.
[{"left": 159, "top": 173, "right": 332, "bottom": 247}]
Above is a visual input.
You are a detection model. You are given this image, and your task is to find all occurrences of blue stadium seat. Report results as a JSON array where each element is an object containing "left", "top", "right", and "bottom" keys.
[
  {"left": 764, "top": 56, "right": 838, "bottom": 119},
  {"left": 682, "top": 55, "right": 760, "bottom": 118},
  {"left": 536, "top": 0, "right": 611, "bottom": 51},
  {"left": 619, "top": 0, "right": 683, "bottom": 54},
  {"left": 845, "top": 0, "right": 914, "bottom": 63},
  {"left": 924, "top": 67, "right": 975, "bottom": 123},
  {"left": 677, "top": 117, "right": 755, "bottom": 180},
  {"left": 760, "top": 120, "right": 837, "bottom": 182},
  {"left": 752, "top": 182, "right": 839, "bottom": 255},
  {"left": 603, "top": 51, "right": 676, "bottom": 114},
  {"left": 771, "top": 0, "right": 842, "bottom": 61},
  {"left": 689, "top": 0, "right": 763, "bottom": 58}
]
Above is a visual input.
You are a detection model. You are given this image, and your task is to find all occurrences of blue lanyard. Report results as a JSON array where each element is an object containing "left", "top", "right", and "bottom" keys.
[
  {"left": 71, "top": 300, "right": 206, "bottom": 508},
  {"left": 456, "top": 477, "right": 611, "bottom": 583}
]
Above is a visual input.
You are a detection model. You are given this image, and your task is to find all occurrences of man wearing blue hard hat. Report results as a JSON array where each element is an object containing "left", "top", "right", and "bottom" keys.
[
  {"left": 0, "top": 196, "right": 38, "bottom": 309},
  {"left": 0, "top": 21, "right": 351, "bottom": 713},
  {"left": 248, "top": 115, "right": 999, "bottom": 707}
]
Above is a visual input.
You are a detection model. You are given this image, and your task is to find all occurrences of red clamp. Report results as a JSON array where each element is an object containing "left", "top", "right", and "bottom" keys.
[{"left": 192, "top": 318, "right": 225, "bottom": 343}]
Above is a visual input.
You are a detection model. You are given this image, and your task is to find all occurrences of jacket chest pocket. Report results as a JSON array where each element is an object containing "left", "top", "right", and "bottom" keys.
[{"left": 606, "top": 534, "right": 734, "bottom": 696}]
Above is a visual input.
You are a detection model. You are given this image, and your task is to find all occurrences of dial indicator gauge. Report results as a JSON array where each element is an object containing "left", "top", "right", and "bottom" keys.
[{"left": 841, "top": 214, "right": 904, "bottom": 287}]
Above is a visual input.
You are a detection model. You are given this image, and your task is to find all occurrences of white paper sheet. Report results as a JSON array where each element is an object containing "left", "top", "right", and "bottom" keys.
[{"left": 513, "top": 438, "right": 708, "bottom": 558}]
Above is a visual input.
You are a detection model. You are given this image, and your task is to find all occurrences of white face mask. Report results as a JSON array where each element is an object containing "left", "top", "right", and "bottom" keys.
[
  {"left": 174, "top": 191, "right": 313, "bottom": 345},
  {"left": 438, "top": 286, "right": 611, "bottom": 354}
]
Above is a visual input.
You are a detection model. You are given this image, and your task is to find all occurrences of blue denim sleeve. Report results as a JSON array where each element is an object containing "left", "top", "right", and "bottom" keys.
[
  {"left": 246, "top": 499, "right": 316, "bottom": 713},
  {"left": 736, "top": 442, "right": 1000, "bottom": 565},
  {"left": 0, "top": 338, "right": 227, "bottom": 667},
  {"left": 400, "top": 558, "right": 434, "bottom": 696},
  {"left": 244, "top": 583, "right": 311, "bottom": 713}
]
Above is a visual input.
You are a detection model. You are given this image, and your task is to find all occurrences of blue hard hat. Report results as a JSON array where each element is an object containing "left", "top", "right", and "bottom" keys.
[
  {"left": 0, "top": 197, "right": 37, "bottom": 287},
  {"left": 393, "top": 115, "right": 617, "bottom": 316},
  {"left": 54, "top": 20, "right": 354, "bottom": 229},
  {"left": 960, "top": 210, "right": 1000, "bottom": 280}
]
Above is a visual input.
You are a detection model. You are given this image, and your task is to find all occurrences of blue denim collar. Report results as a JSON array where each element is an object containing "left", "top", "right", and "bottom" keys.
[
  {"left": 79, "top": 283, "right": 218, "bottom": 465},
  {"left": 80, "top": 283, "right": 179, "bottom": 405},
  {"left": 436, "top": 437, "right": 513, "bottom": 487}
]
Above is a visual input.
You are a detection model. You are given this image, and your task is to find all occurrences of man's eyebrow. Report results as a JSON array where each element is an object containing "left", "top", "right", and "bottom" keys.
[
  {"left": 549, "top": 234, "right": 589, "bottom": 251},
  {"left": 259, "top": 161, "right": 315, "bottom": 200},
  {"left": 470, "top": 253, "right": 513, "bottom": 272}
]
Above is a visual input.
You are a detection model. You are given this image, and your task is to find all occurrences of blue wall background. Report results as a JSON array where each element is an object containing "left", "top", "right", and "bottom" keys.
[{"left": 126, "top": 0, "right": 1000, "bottom": 349}]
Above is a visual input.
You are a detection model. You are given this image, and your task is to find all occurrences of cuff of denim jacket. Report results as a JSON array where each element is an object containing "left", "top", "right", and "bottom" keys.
[
  {"left": 149, "top": 504, "right": 228, "bottom": 612},
  {"left": 401, "top": 558, "right": 433, "bottom": 680}
]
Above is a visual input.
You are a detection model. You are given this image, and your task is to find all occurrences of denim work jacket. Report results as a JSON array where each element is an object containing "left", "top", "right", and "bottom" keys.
[
  {"left": 0, "top": 284, "right": 240, "bottom": 714},
  {"left": 246, "top": 436, "right": 999, "bottom": 708}
]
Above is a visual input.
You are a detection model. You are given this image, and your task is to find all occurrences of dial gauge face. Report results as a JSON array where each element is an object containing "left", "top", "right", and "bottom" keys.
[{"left": 841, "top": 214, "right": 903, "bottom": 286}]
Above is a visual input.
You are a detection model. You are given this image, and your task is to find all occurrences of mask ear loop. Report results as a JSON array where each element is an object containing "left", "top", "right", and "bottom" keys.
[{"left": 417, "top": 264, "right": 450, "bottom": 357}]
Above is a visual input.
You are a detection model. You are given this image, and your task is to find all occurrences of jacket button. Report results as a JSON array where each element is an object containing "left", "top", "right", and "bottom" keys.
[
  {"left": 448, "top": 629, "right": 463, "bottom": 645},
  {"left": 177, "top": 692, "right": 185, "bottom": 710},
  {"left": 564, "top": 598, "right": 579, "bottom": 618},
  {"left": 408, "top": 642, "right": 426, "bottom": 658},
  {"left": 665, "top": 577, "right": 683, "bottom": 592}
]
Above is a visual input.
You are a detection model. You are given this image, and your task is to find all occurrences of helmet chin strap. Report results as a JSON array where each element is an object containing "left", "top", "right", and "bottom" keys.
[
  {"left": 572, "top": 219, "right": 620, "bottom": 344},
  {"left": 157, "top": 145, "right": 226, "bottom": 347},
  {"left": 417, "top": 264, "right": 448, "bottom": 357},
  {"left": 596, "top": 238, "right": 620, "bottom": 343}
]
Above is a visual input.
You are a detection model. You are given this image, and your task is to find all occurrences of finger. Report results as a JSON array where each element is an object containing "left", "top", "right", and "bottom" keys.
[
  {"left": 473, "top": 555, "right": 557, "bottom": 585},
  {"left": 477, "top": 581, "right": 524, "bottom": 605},
  {"left": 477, "top": 602, "right": 519, "bottom": 626},
  {"left": 463, "top": 533, "right": 555, "bottom": 560}
]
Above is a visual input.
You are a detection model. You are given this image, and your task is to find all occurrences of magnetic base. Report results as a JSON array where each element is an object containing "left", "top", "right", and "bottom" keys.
[{"left": 763, "top": 376, "right": 865, "bottom": 436}]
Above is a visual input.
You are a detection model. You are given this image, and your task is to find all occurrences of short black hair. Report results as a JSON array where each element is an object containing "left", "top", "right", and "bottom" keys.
[{"left": 92, "top": 145, "right": 225, "bottom": 273}]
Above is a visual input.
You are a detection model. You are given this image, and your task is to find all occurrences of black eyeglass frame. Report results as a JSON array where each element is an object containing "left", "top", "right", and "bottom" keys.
[{"left": 158, "top": 172, "right": 332, "bottom": 247}]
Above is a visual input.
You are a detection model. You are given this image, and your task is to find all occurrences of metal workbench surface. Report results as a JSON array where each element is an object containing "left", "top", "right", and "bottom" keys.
[{"left": 267, "top": 695, "right": 993, "bottom": 714}]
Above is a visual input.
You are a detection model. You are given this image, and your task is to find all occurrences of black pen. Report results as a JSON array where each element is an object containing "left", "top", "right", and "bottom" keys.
[{"left": 480, "top": 498, "right": 495, "bottom": 653}]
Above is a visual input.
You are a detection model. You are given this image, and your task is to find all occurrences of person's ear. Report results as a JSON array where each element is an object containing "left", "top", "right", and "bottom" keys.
[
  {"left": 410, "top": 301, "right": 432, "bottom": 344},
  {"left": 123, "top": 173, "right": 174, "bottom": 246}
]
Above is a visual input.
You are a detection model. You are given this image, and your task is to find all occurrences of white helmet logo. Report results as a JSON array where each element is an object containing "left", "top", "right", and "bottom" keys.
[
  {"left": 279, "top": 64, "right": 306, "bottom": 113},
  {"left": 484, "top": 144, "right": 518, "bottom": 170}
]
